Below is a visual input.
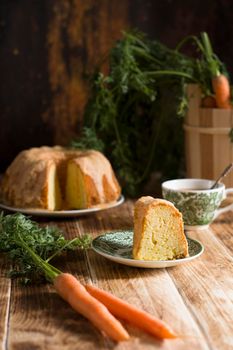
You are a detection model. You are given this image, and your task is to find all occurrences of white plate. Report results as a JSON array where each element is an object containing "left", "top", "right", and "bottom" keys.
[
  {"left": 0, "top": 195, "right": 124, "bottom": 218},
  {"left": 92, "top": 230, "right": 204, "bottom": 268}
]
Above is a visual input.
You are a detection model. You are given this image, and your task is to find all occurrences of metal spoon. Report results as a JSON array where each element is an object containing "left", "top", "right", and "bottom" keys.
[{"left": 211, "top": 163, "right": 233, "bottom": 189}]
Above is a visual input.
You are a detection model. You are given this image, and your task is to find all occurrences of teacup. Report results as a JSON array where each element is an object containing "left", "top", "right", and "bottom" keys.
[{"left": 162, "top": 178, "right": 233, "bottom": 230}]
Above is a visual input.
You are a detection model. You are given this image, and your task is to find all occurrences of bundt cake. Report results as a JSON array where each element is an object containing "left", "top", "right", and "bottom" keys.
[
  {"left": 1, "top": 146, "right": 121, "bottom": 210},
  {"left": 133, "top": 196, "right": 188, "bottom": 260}
]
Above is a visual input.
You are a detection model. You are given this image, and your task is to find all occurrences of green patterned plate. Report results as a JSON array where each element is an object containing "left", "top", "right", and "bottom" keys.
[{"left": 92, "top": 230, "right": 204, "bottom": 268}]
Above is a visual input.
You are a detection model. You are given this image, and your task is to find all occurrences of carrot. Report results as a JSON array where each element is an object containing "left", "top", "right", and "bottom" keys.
[
  {"left": 54, "top": 273, "right": 130, "bottom": 342},
  {"left": 212, "top": 74, "right": 232, "bottom": 109},
  {"left": 85, "top": 284, "right": 177, "bottom": 340},
  {"left": 200, "top": 33, "right": 232, "bottom": 109}
]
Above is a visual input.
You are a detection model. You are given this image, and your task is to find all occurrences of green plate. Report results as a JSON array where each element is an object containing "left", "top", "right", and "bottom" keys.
[{"left": 92, "top": 230, "right": 204, "bottom": 268}]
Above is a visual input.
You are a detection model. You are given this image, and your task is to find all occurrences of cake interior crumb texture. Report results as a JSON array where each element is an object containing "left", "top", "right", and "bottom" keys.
[
  {"left": 47, "top": 163, "right": 62, "bottom": 211},
  {"left": 133, "top": 196, "right": 189, "bottom": 261},
  {"left": 66, "top": 161, "right": 86, "bottom": 209}
]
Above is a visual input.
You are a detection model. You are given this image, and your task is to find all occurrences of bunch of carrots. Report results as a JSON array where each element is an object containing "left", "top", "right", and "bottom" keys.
[{"left": 18, "top": 234, "right": 177, "bottom": 342}]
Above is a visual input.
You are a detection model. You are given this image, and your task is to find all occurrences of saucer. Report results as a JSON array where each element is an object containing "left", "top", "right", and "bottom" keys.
[{"left": 92, "top": 230, "right": 204, "bottom": 268}]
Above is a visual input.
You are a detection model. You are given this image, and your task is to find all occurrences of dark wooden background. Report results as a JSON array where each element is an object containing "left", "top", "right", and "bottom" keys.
[{"left": 1, "top": 0, "right": 233, "bottom": 171}]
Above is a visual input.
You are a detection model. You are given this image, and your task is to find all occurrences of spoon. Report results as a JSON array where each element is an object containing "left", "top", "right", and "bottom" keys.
[{"left": 211, "top": 163, "right": 233, "bottom": 189}]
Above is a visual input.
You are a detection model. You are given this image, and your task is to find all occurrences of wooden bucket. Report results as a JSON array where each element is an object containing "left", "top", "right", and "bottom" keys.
[{"left": 184, "top": 84, "right": 233, "bottom": 187}]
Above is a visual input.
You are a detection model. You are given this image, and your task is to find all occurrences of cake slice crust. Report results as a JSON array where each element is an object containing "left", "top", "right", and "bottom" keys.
[{"left": 133, "top": 196, "right": 188, "bottom": 261}]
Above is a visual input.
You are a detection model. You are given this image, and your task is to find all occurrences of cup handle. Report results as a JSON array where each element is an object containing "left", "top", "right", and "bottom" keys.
[{"left": 214, "top": 188, "right": 233, "bottom": 219}]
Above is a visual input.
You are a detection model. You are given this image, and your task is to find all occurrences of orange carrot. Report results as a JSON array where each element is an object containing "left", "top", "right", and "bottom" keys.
[
  {"left": 85, "top": 284, "right": 177, "bottom": 340},
  {"left": 212, "top": 74, "right": 232, "bottom": 109},
  {"left": 200, "top": 33, "right": 232, "bottom": 109},
  {"left": 54, "top": 273, "right": 129, "bottom": 342}
]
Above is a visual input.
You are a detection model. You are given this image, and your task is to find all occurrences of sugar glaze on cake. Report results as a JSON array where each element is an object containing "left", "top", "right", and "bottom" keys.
[
  {"left": 133, "top": 196, "right": 188, "bottom": 260},
  {"left": 1, "top": 146, "right": 121, "bottom": 210}
]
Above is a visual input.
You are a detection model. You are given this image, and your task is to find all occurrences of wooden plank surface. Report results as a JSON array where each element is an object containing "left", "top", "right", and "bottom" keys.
[
  {"left": 0, "top": 258, "right": 11, "bottom": 350},
  {"left": 0, "top": 200, "right": 233, "bottom": 349}
]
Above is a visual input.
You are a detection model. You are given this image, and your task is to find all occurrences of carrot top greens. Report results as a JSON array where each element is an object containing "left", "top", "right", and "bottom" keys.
[
  {"left": 0, "top": 212, "right": 91, "bottom": 283},
  {"left": 71, "top": 30, "right": 229, "bottom": 196}
]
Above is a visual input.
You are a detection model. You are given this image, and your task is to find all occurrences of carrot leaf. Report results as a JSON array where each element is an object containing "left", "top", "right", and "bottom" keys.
[{"left": 0, "top": 212, "right": 91, "bottom": 283}]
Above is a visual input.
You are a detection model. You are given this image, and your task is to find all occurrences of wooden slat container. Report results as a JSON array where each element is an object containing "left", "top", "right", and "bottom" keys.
[{"left": 184, "top": 84, "right": 233, "bottom": 187}]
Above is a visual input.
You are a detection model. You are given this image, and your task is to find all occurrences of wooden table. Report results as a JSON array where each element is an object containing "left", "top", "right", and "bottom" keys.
[{"left": 0, "top": 200, "right": 233, "bottom": 350}]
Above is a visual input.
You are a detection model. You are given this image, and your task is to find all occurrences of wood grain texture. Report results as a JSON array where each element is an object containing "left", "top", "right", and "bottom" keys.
[
  {"left": 212, "top": 109, "right": 233, "bottom": 187},
  {"left": 186, "top": 101, "right": 233, "bottom": 185},
  {"left": 0, "top": 0, "right": 129, "bottom": 171},
  {"left": 0, "top": 200, "right": 233, "bottom": 349},
  {"left": 0, "top": 257, "right": 11, "bottom": 350},
  {"left": 185, "top": 85, "right": 202, "bottom": 178},
  {"left": 2, "top": 1, "right": 233, "bottom": 174},
  {"left": 172, "top": 227, "right": 233, "bottom": 350},
  {"left": 44, "top": 0, "right": 129, "bottom": 145},
  {"left": 199, "top": 109, "right": 213, "bottom": 179}
]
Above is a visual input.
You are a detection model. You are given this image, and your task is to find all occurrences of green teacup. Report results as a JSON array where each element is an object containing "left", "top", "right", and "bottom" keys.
[{"left": 162, "top": 179, "right": 233, "bottom": 230}]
